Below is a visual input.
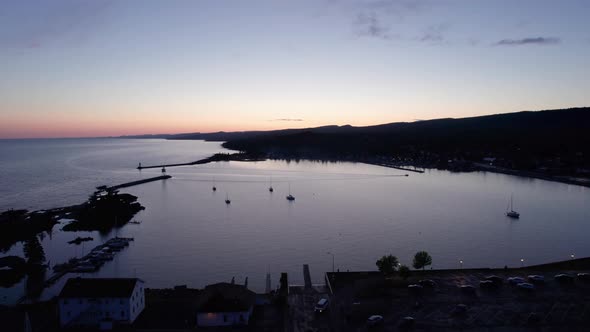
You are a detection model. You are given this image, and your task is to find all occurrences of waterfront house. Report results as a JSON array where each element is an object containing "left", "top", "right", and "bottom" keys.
[
  {"left": 58, "top": 277, "right": 145, "bottom": 329},
  {"left": 196, "top": 282, "right": 256, "bottom": 327}
]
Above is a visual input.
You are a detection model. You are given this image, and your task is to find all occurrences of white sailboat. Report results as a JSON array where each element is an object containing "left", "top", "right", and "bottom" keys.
[{"left": 506, "top": 194, "right": 520, "bottom": 219}]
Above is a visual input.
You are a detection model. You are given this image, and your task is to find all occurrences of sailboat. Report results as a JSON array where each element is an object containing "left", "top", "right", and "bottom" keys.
[
  {"left": 506, "top": 194, "right": 520, "bottom": 219},
  {"left": 269, "top": 177, "right": 274, "bottom": 192},
  {"left": 286, "top": 183, "right": 295, "bottom": 201},
  {"left": 225, "top": 193, "right": 231, "bottom": 205},
  {"left": 212, "top": 178, "right": 217, "bottom": 192}
]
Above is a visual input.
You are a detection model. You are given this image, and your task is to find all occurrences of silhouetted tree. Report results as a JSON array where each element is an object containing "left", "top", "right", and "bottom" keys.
[
  {"left": 376, "top": 255, "right": 399, "bottom": 274},
  {"left": 412, "top": 251, "right": 432, "bottom": 270},
  {"left": 399, "top": 265, "right": 411, "bottom": 280},
  {"left": 23, "top": 236, "right": 46, "bottom": 265}
]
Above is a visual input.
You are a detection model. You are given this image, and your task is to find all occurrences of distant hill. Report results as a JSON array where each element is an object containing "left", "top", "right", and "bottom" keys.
[
  {"left": 123, "top": 107, "right": 590, "bottom": 175},
  {"left": 218, "top": 107, "right": 590, "bottom": 173}
]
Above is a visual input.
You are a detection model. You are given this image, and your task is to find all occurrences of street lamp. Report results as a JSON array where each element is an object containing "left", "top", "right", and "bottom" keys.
[
  {"left": 571, "top": 253, "right": 575, "bottom": 260},
  {"left": 327, "top": 252, "right": 335, "bottom": 273},
  {"left": 520, "top": 258, "right": 524, "bottom": 268},
  {"left": 459, "top": 260, "right": 463, "bottom": 269}
]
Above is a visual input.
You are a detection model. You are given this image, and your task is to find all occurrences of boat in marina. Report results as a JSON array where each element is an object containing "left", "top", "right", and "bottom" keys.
[
  {"left": 506, "top": 194, "right": 520, "bottom": 219},
  {"left": 286, "top": 183, "right": 295, "bottom": 201}
]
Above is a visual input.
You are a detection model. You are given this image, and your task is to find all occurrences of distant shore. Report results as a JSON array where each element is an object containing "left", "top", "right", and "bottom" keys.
[{"left": 472, "top": 162, "right": 590, "bottom": 187}]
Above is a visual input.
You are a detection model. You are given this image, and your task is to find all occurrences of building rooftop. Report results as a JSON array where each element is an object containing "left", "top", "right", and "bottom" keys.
[
  {"left": 59, "top": 278, "right": 142, "bottom": 298},
  {"left": 196, "top": 282, "right": 256, "bottom": 313}
]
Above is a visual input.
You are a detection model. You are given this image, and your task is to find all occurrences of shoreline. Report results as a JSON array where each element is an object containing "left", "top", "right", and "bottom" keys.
[{"left": 471, "top": 162, "right": 590, "bottom": 187}]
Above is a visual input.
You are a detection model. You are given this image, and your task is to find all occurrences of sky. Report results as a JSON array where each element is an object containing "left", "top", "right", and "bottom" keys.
[{"left": 0, "top": 0, "right": 589, "bottom": 138}]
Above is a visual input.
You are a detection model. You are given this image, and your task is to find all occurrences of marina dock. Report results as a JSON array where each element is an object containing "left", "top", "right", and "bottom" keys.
[
  {"left": 49, "top": 237, "right": 134, "bottom": 282},
  {"left": 18, "top": 237, "right": 134, "bottom": 304}
]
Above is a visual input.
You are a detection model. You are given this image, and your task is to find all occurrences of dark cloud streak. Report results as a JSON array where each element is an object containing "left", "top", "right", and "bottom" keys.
[{"left": 494, "top": 37, "right": 561, "bottom": 46}]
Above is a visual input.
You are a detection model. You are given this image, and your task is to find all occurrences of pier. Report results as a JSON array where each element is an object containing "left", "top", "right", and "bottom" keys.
[
  {"left": 363, "top": 161, "right": 425, "bottom": 173},
  {"left": 136, "top": 153, "right": 265, "bottom": 170},
  {"left": 137, "top": 161, "right": 202, "bottom": 170},
  {"left": 97, "top": 175, "right": 171, "bottom": 191}
]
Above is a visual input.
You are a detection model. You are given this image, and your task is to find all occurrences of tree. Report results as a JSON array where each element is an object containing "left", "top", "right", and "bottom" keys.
[
  {"left": 412, "top": 251, "right": 432, "bottom": 270},
  {"left": 23, "top": 236, "right": 46, "bottom": 265},
  {"left": 399, "top": 265, "right": 411, "bottom": 280},
  {"left": 376, "top": 255, "right": 399, "bottom": 274}
]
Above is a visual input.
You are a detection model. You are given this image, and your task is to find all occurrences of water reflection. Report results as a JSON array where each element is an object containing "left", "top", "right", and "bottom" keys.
[{"left": 1, "top": 140, "right": 589, "bottom": 304}]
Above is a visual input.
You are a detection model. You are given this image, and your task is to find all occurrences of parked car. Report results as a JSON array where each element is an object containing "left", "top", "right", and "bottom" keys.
[
  {"left": 418, "top": 279, "right": 437, "bottom": 288},
  {"left": 479, "top": 280, "right": 498, "bottom": 289},
  {"left": 528, "top": 275, "right": 545, "bottom": 284},
  {"left": 484, "top": 275, "right": 503, "bottom": 285},
  {"left": 555, "top": 274, "right": 575, "bottom": 284},
  {"left": 517, "top": 282, "right": 535, "bottom": 292},
  {"left": 508, "top": 277, "right": 526, "bottom": 285},
  {"left": 314, "top": 298, "right": 329, "bottom": 313},
  {"left": 367, "top": 315, "right": 384, "bottom": 326},
  {"left": 459, "top": 285, "right": 476, "bottom": 295},
  {"left": 408, "top": 284, "right": 424, "bottom": 294},
  {"left": 399, "top": 316, "right": 415, "bottom": 329}
]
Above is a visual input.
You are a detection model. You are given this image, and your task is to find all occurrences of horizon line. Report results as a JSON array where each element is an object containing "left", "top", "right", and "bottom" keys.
[{"left": 1, "top": 106, "right": 587, "bottom": 140}]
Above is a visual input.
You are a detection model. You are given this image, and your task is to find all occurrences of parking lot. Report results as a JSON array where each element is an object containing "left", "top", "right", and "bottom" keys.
[{"left": 293, "top": 268, "right": 590, "bottom": 331}]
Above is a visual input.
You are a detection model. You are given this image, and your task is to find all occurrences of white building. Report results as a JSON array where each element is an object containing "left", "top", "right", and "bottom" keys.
[
  {"left": 58, "top": 277, "right": 145, "bottom": 329},
  {"left": 196, "top": 282, "right": 256, "bottom": 327}
]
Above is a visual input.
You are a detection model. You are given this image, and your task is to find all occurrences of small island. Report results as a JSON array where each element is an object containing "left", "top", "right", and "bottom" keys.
[
  {"left": 0, "top": 189, "right": 145, "bottom": 251},
  {"left": 61, "top": 189, "right": 145, "bottom": 232}
]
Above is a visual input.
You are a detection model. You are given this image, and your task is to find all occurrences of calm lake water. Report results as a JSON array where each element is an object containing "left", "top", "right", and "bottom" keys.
[{"left": 1, "top": 138, "right": 590, "bottom": 304}]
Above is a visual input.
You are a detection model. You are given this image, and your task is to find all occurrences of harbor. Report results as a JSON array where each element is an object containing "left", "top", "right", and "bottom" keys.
[
  {"left": 17, "top": 237, "right": 134, "bottom": 304},
  {"left": 52, "top": 237, "right": 134, "bottom": 275}
]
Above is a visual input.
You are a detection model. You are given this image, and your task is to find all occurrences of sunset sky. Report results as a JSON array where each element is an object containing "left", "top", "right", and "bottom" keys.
[{"left": 1, "top": 0, "right": 589, "bottom": 138}]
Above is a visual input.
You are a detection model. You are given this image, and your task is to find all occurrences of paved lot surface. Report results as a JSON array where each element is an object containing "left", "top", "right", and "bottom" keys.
[
  {"left": 287, "top": 285, "right": 334, "bottom": 332},
  {"left": 288, "top": 269, "right": 590, "bottom": 331}
]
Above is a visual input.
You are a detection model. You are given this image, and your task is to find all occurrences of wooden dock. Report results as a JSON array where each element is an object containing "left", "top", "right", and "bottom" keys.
[{"left": 17, "top": 237, "right": 134, "bottom": 304}]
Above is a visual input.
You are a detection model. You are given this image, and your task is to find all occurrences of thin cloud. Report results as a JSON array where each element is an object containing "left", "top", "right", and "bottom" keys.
[
  {"left": 355, "top": 0, "right": 429, "bottom": 18},
  {"left": 354, "top": 12, "right": 392, "bottom": 40},
  {"left": 346, "top": 1, "right": 437, "bottom": 42},
  {"left": 0, "top": 1, "right": 113, "bottom": 49},
  {"left": 272, "top": 118, "right": 304, "bottom": 122},
  {"left": 419, "top": 23, "right": 449, "bottom": 43},
  {"left": 494, "top": 37, "right": 561, "bottom": 46}
]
